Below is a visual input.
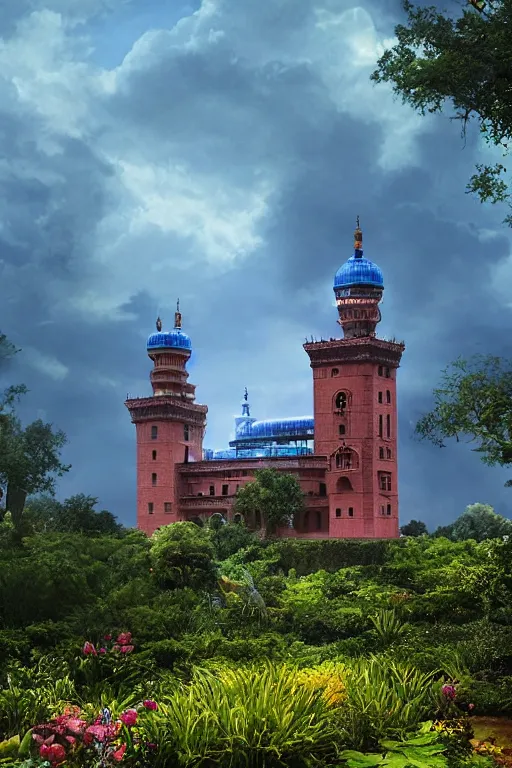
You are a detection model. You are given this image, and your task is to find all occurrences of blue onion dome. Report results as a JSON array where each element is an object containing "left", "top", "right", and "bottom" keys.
[
  {"left": 147, "top": 307, "right": 192, "bottom": 351},
  {"left": 334, "top": 219, "right": 384, "bottom": 288}
]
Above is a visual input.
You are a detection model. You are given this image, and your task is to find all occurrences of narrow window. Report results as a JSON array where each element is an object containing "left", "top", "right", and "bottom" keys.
[
  {"left": 386, "top": 448, "right": 392, "bottom": 459},
  {"left": 379, "top": 447, "right": 384, "bottom": 459},
  {"left": 242, "top": 470, "right": 248, "bottom": 477},
  {"left": 335, "top": 508, "right": 341, "bottom": 518},
  {"left": 348, "top": 507, "right": 354, "bottom": 517},
  {"left": 151, "top": 425, "right": 158, "bottom": 440},
  {"left": 209, "top": 485, "right": 215, "bottom": 496},
  {"left": 222, "top": 484, "right": 229, "bottom": 496},
  {"left": 319, "top": 482, "right": 327, "bottom": 497},
  {"left": 378, "top": 415, "right": 383, "bottom": 437},
  {"left": 236, "top": 484, "right": 240, "bottom": 492},
  {"left": 164, "top": 502, "right": 172, "bottom": 514},
  {"left": 335, "top": 391, "right": 347, "bottom": 410},
  {"left": 379, "top": 473, "right": 392, "bottom": 492},
  {"left": 378, "top": 365, "right": 383, "bottom": 376},
  {"left": 148, "top": 502, "right": 154, "bottom": 515},
  {"left": 378, "top": 391, "right": 383, "bottom": 404},
  {"left": 386, "top": 414, "right": 391, "bottom": 438},
  {"left": 152, "top": 450, "right": 157, "bottom": 460},
  {"left": 152, "top": 473, "right": 157, "bottom": 486},
  {"left": 315, "top": 511, "right": 322, "bottom": 530},
  {"left": 387, "top": 504, "right": 392, "bottom": 516},
  {"left": 184, "top": 446, "right": 189, "bottom": 463},
  {"left": 386, "top": 390, "right": 391, "bottom": 404},
  {"left": 381, "top": 505, "right": 385, "bottom": 515},
  {"left": 339, "top": 424, "right": 346, "bottom": 436},
  {"left": 331, "top": 367, "right": 339, "bottom": 377},
  {"left": 184, "top": 424, "right": 190, "bottom": 441},
  {"left": 385, "top": 367, "right": 391, "bottom": 378}
]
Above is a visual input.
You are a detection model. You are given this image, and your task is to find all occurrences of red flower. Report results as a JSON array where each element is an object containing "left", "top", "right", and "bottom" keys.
[
  {"left": 120, "top": 709, "right": 138, "bottom": 727},
  {"left": 104, "top": 634, "right": 112, "bottom": 641},
  {"left": 85, "top": 724, "right": 108, "bottom": 742},
  {"left": 82, "top": 641, "right": 97, "bottom": 656},
  {"left": 40, "top": 744, "right": 51, "bottom": 759},
  {"left": 41, "top": 743, "right": 66, "bottom": 765},
  {"left": 112, "top": 743, "right": 127, "bottom": 761},
  {"left": 99, "top": 647, "right": 107, "bottom": 654},
  {"left": 143, "top": 700, "right": 158, "bottom": 711},
  {"left": 119, "top": 644, "right": 134, "bottom": 654},
  {"left": 116, "top": 632, "right": 132, "bottom": 646}
]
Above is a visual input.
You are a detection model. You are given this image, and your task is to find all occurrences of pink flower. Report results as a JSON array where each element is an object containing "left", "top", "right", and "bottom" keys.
[
  {"left": 469, "top": 703, "right": 475, "bottom": 711},
  {"left": 40, "top": 744, "right": 51, "bottom": 759},
  {"left": 82, "top": 641, "right": 97, "bottom": 656},
  {"left": 112, "top": 644, "right": 120, "bottom": 652},
  {"left": 85, "top": 724, "right": 108, "bottom": 742},
  {"left": 119, "top": 644, "right": 134, "bottom": 654},
  {"left": 441, "top": 684, "right": 456, "bottom": 700},
  {"left": 143, "top": 700, "right": 158, "bottom": 711},
  {"left": 120, "top": 709, "right": 138, "bottom": 727},
  {"left": 65, "top": 735, "right": 76, "bottom": 745},
  {"left": 41, "top": 744, "right": 66, "bottom": 765},
  {"left": 104, "top": 634, "right": 112, "bottom": 641},
  {"left": 65, "top": 718, "right": 87, "bottom": 734},
  {"left": 99, "top": 647, "right": 107, "bottom": 654},
  {"left": 116, "top": 632, "right": 132, "bottom": 646},
  {"left": 112, "top": 743, "right": 127, "bottom": 762}
]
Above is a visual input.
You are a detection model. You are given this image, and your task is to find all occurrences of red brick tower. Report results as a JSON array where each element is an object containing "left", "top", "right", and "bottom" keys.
[
  {"left": 125, "top": 303, "right": 207, "bottom": 535},
  {"left": 304, "top": 220, "right": 405, "bottom": 538}
]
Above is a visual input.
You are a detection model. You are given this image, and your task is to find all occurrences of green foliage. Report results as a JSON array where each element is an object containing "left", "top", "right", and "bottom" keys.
[
  {"left": 371, "top": 0, "right": 512, "bottom": 225},
  {"left": 339, "top": 721, "right": 449, "bottom": 767},
  {"left": 232, "top": 468, "right": 305, "bottom": 533},
  {"left": 24, "top": 494, "right": 121, "bottom": 535},
  {"left": 400, "top": 519, "right": 428, "bottom": 537},
  {"left": 369, "top": 610, "right": 408, "bottom": 645},
  {"left": 150, "top": 522, "right": 217, "bottom": 592},
  {"left": 415, "top": 356, "right": 512, "bottom": 483},
  {"left": 208, "top": 520, "right": 258, "bottom": 561}
]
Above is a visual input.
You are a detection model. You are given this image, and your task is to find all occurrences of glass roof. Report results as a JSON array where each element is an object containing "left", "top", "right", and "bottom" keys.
[
  {"left": 147, "top": 330, "right": 192, "bottom": 351},
  {"left": 334, "top": 253, "right": 384, "bottom": 288}
]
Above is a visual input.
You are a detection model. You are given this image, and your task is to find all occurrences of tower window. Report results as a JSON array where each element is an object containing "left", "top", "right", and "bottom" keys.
[
  {"left": 386, "top": 414, "right": 391, "bottom": 438},
  {"left": 152, "top": 473, "right": 157, "bottom": 486},
  {"left": 378, "top": 366, "right": 383, "bottom": 376},
  {"left": 335, "top": 391, "right": 347, "bottom": 410},
  {"left": 378, "top": 391, "right": 383, "bottom": 404},
  {"left": 319, "top": 482, "right": 327, "bottom": 497},
  {"left": 152, "top": 450, "right": 157, "bottom": 460},
  {"left": 378, "top": 415, "right": 383, "bottom": 437},
  {"left": 385, "top": 367, "right": 391, "bottom": 378},
  {"left": 164, "top": 502, "right": 172, "bottom": 514},
  {"left": 184, "top": 424, "right": 190, "bottom": 441},
  {"left": 387, "top": 504, "right": 392, "bottom": 516},
  {"left": 386, "top": 390, "right": 391, "bottom": 404},
  {"left": 348, "top": 507, "right": 354, "bottom": 517},
  {"left": 184, "top": 446, "right": 189, "bottom": 463},
  {"left": 222, "top": 484, "right": 229, "bottom": 496},
  {"left": 335, "top": 508, "right": 341, "bottom": 518},
  {"left": 379, "top": 447, "right": 384, "bottom": 459},
  {"left": 386, "top": 447, "right": 392, "bottom": 459},
  {"left": 339, "top": 424, "right": 346, "bottom": 436},
  {"left": 209, "top": 485, "right": 215, "bottom": 496},
  {"left": 379, "top": 472, "right": 392, "bottom": 492},
  {"left": 151, "top": 425, "right": 158, "bottom": 440},
  {"left": 331, "top": 368, "right": 339, "bottom": 377},
  {"left": 148, "top": 502, "right": 154, "bottom": 515}
]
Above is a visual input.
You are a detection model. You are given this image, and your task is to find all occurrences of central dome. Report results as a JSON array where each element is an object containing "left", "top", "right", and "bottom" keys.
[
  {"left": 334, "top": 254, "right": 384, "bottom": 288},
  {"left": 147, "top": 329, "right": 192, "bottom": 351}
]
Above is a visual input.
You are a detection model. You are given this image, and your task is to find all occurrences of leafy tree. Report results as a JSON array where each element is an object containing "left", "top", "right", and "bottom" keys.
[
  {"left": 415, "top": 355, "right": 512, "bottom": 485},
  {"left": 372, "top": 0, "right": 512, "bottom": 225},
  {"left": 0, "top": 415, "right": 70, "bottom": 530},
  {"left": 24, "top": 494, "right": 120, "bottom": 535},
  {"left": 400, "top": 520, "right": 428, "bottom": 537},
  {"left": 208, "top": 521, "right": 259, "bottom": 561},
  {"left": 150, "top": 521, "right": 217, "bottom": 591},
  {"left": 451, "top": 502, "right": 512, "bottom": 542},
  {"left": 233, "top": 468, "right": 306, "bottom": 534}
]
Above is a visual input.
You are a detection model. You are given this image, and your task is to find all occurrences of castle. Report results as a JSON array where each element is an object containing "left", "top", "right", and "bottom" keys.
[{"left": 125, "top": 221, "right": 405, "bottom": 538}]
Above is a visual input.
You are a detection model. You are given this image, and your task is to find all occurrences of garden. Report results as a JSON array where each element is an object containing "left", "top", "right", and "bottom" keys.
[{"left": 2, "top": 514, "right": 512, "bottom": 767}]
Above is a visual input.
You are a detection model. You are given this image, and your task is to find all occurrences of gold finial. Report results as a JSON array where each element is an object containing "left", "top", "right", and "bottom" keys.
[
  {"left": 354, "top": 215, "right": 362, "bottom": 251},
  {"left": 156, "top": 316, "right": 162, "bottom": 332},
  {"left": 174, "top": 298, "right": 182, "bottom": 329}
]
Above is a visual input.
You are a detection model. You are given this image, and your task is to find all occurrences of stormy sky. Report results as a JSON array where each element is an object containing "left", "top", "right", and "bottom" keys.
[{"left": 1, "top": 0, "right": 511, "bottom": 530}]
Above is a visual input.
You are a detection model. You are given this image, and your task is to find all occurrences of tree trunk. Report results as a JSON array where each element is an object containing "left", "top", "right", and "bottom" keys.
[{"left": 6, "top": 485, "right": 27, "bottom": 532}]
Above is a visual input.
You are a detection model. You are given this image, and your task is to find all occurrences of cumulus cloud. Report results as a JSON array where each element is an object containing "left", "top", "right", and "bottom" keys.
[{"left": 1, "top": 0, "right": 511, "bottom": 528}]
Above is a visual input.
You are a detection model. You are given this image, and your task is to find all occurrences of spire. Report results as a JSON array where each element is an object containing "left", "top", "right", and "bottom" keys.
[
  {"left": 156, "top": 316, "right": 162, "bottom": 332},
  {"left": 174, "top": 298, "right": 182, "bottom": 329},
  {"left": 354, "top": 215, "right": 363, "bottom": 258},
  {"left": 241, "top": 387, "right": 251, "bottom": 417}
]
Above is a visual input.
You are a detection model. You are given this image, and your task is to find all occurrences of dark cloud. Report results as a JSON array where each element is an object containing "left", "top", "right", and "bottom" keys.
[{"left": 0, "top": 0, "right": 511, "bottom": 529}]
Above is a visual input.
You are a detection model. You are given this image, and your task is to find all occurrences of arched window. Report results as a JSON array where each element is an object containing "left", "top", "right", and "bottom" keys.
[
  {"left": 336, "top": 476, "right": 353, "bottom": 492},
  {"left": 334, "top": 447, "right": 359, "bottom": 471},
  {"left": 335, "top": 391, "right": 347, "bottom": 410},
  {"left": 331, "top": 368, "right": 339, "bottom": 377}
]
